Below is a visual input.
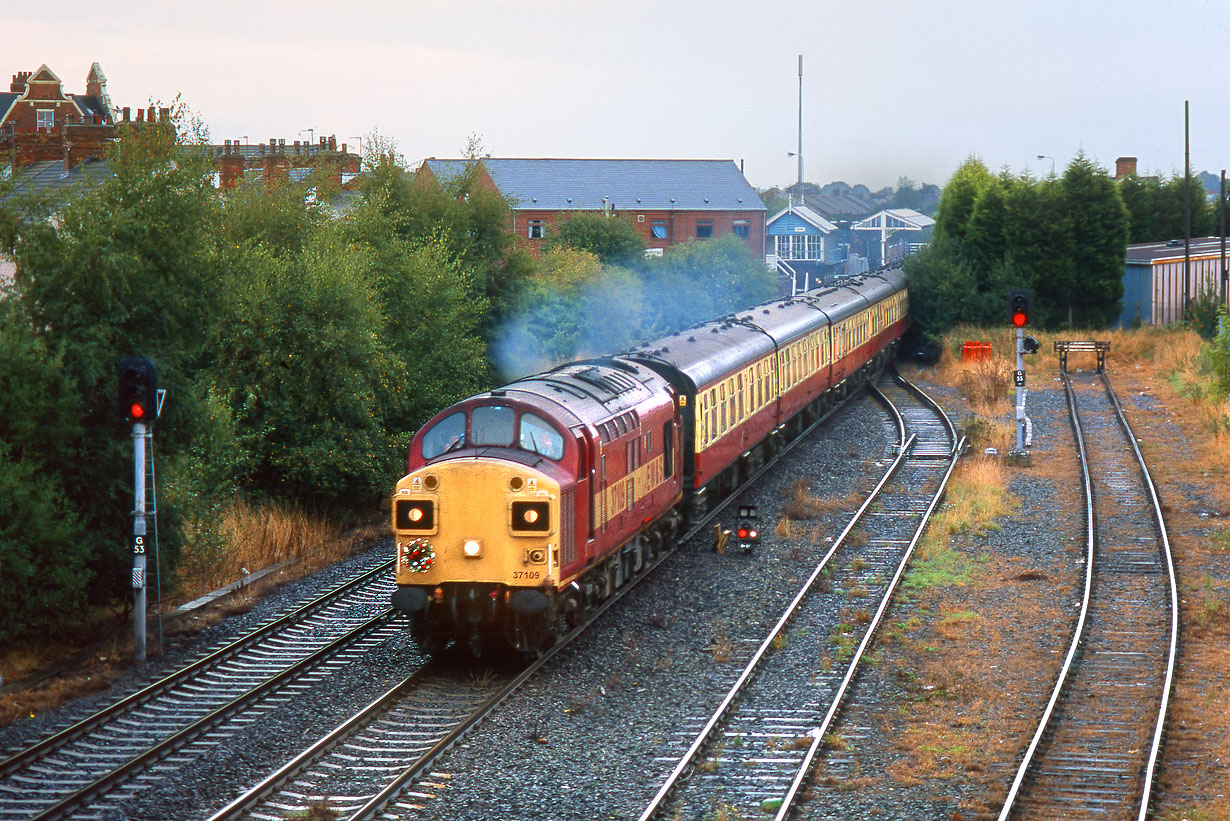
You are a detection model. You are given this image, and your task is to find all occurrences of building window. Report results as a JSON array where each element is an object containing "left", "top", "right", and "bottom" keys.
[
  {"left": 696, "top": 220, "right": 714, "bottom": 239},
  {"left": 775, "top": 235, "right": 793, "bottom": 257},
  {"left": 651, "top": 220, "right": 668, "bottom": 240},
  {"left": 36, "top": 110, "right": 54, "bottom": 132},
  {"left": 732, "top": 219, "right": 749, "bottom": 240},
  {"left": 527, "top": 219, "right": 545, "bottom": 239},
  {"left": 791, "top": 234, "right": 806, "bottom": 259},
  {"left": 807, "top": 234, "right": 822, "bottom": 260}
]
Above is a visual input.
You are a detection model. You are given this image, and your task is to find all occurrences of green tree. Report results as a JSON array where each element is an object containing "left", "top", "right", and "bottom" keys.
[
  {"left": 1157, "top": 172, "right": 1214, "bottom": 240},
  {"left": 0, "top": 300, "right": 86, "bottom": 642},
  {"left": 642, "top": 234, "right": 778, "bottom": 334},
  {"left": 1060, "top": 152, "right": 1130, "bottom": 326},
  {"left": 8, "top": 107, "right": 220, "bottom": 607},
  {"left": 933, "top": 158, "right": 995, "bottom": 244},
  {"left": 544, "top": 212, "right": 645, "bottom": 266},
  {"left": 1117, "top": 173, "right": 1162, "bottom": 243},
  {"left": 1003, "top": 174, "right": 1073, "bottom": 328}
]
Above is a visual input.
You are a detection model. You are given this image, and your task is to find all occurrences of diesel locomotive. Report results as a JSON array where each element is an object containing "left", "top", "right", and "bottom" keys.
[{"left": 391, "top": 269, "right": 908, "bottom": 654}]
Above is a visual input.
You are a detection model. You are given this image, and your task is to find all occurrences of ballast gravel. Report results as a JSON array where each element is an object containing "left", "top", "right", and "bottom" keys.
[{"left": 0, "top": 371, "right": 1174, "bottom": 820}]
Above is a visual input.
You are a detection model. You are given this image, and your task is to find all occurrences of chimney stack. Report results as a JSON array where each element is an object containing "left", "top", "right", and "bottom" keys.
[
  {"left": 10, "top": 71, "right": 30, "bottom": 93},
  {"left": 1115, "top": 157, "right": 1138, "bottom": 180}
]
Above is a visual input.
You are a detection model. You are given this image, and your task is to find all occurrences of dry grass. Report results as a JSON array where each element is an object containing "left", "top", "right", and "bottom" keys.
[
  {"left": 912, "top": 456, "right": 1014, "bottom": 576},
  {"left": 176, "top": 500, "right": 371, "bottom": 602},
  {"left": 0, "top": 503, "right": 380, "bottom": 725},
  {"left": 782, "top": 479, "right": 852, "bottom": 520}
]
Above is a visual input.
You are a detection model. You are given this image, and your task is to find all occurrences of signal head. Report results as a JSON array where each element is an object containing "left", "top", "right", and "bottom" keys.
[
  {"left": 118, "top": 357, "right": 158, "bottom": 425},
  {"left": 1009, "top": 289, "right": 1032, "bottom": 328}
]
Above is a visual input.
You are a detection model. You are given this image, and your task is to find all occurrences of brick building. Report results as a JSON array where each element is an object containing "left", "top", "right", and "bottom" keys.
[
  {"left": 416, "top": 158, "right": 767, "bottom": 258},
  {"left": 0, "top": 63, "right": 117, "bottom": 168},
  {"left": 209, "top": 136, "right": 361, "bottom": 190}
]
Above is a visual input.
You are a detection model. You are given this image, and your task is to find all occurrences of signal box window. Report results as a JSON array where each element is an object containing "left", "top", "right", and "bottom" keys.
[
  {"left": 421, "top": 411, "right": 466, "bottom": 459},
  {"left": 528, "top": 219, "right": 545, "bottom": 239},
  {"left": 696, "top": 221, "right": 714, "bottom": 239},
  {"left": 651, "top": 220, "right": 668, "bottom": 239},
  {"left": 472, "top": 405, "right": 515, "bottom": 446},
  {"left": 520, "top": 413, "right": 564, "bottom": 460}
]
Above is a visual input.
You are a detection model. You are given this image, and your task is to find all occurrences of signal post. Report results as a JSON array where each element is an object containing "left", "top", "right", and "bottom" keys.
[
  {"left": 118, "top": 357, "right": 158, "bottom": 662},
  {"left": 1009, "top": 290, "right": 1039, "bottom": 465}
]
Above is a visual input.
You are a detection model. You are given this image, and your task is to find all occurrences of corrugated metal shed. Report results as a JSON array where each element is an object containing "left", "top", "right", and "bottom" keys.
[
  {"left": 1119, "top": 237, "right": 1230, "bottom": 326},
  {"left": 424, "top": 158, "right": 764, "bottom": 212}
]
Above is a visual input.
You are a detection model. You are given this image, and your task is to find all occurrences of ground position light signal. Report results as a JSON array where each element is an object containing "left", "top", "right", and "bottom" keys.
[
  {"left": 1010, "top": 289, "right": 1032, "bottom": 327},
  {"left": 118, "top": 357, "right": 158, "bottom": 424}
]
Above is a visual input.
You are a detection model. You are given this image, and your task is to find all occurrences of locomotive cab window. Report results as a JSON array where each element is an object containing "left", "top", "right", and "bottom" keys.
[
  {"left": 472, "top": 405, "right": 515, "bottom": 446},
  {"left": 520, "top": 413, "right": 564, "bottom": 460},
  {"left": 421, "top": 412, "right": 466, "bottom": 459}
]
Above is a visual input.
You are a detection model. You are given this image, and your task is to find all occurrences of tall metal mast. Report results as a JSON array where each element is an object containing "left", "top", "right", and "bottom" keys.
[{"left": 797, "top": 54, "right": 804, "bottom": 190}]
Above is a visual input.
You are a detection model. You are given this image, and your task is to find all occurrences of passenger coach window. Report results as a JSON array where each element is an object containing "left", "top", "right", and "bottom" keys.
[
  {"left": 472, "top": 405, "right": 515, "bottom": 446},
  {"left": 421, "top": 411, "right": 466, "bottom": 459},
  {"left": 520, "top": 413, "right": 564, "bottom": 460}
]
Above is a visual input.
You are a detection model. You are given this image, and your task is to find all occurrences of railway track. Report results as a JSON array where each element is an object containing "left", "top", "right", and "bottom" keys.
[
  {"left": 0, "top": 553, "right": 399, "bottom": 820},
  {"left": 639, "top": 370, "right": 961, "bottom": 821},
  {"left": 208, "top": 374, "right": 896, "bottom": 821},
  {"left": 998, "top": 369, "right": 1178, "bottom": 820}
]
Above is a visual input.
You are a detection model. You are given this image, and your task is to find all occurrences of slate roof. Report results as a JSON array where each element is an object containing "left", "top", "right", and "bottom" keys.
[
  {"left": 70, "top": 94, "right": 110, "bottom": 120},
  {"left": 424, "top": 158, "right": 764, "bottom": 212},
  {"left": 804, "top": 191, "right": 877, "bottom": 221},
  {"left": 0, "top": 92, "right": 17, "bottom": 124},
  {"left": 1, "top": 159, "right": 113, "bottom": 203}
]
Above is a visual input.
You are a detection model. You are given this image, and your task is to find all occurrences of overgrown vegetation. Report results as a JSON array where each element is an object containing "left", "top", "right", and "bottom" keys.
[{"left": 0, "top": 110, "right": 775, "bottom": 648}]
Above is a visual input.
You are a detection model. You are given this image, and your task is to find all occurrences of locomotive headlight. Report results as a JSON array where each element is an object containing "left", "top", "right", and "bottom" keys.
[
  {"left": 463, "top": 540, "right": 482, "bottom": 558},
  {"left": 395, "top": 499, "right": 435, "bottom": 532},
  {"left": 511, "top": 501, "right": 551, "bottom": 533}
]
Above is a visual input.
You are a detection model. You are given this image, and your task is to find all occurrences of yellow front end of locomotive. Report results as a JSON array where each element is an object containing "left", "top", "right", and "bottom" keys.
[{"left": 391, "top": 460, "right": 559, "bottom": 592}]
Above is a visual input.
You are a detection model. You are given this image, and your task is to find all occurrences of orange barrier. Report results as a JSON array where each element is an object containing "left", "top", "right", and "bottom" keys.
[{"left": 962, "top": 341, "right": 992, "bottom": 362}]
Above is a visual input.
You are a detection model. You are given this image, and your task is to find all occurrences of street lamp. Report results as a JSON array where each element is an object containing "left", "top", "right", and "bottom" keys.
[
  {"left": 1037, "top": 154, "right": 1056, "bottom": 175},
  {"left": 299, "top": 127, "right": 315, "bottom": 146}
]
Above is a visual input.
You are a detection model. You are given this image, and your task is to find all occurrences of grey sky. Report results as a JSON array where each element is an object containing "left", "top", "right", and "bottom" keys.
[{"left": 9, "top": 0, "right": 1228, "bottom": 190}]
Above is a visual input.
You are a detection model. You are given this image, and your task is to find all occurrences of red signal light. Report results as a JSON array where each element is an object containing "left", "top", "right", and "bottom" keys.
[
  {"left": 737, "top": 528, "right": 749, "bottom": 539},
  {"left": 1009, "top": 290, "right": 1031, "bottom": 328},
  {"left": 130, "top": 403, "right": 145, "bottom": 419}
]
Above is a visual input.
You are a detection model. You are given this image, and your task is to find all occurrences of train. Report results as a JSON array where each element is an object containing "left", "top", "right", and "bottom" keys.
[{"left": 390, "top": 268, "right": 909, "bottom": 654}]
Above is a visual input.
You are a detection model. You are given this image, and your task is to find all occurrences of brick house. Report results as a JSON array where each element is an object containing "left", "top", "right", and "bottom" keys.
[
  {"left": 415, "top": 158, "right": 767, "bottom": 258},
  {"left": 209, "top": 136, "right": 361, "bottom": 190},
  {"left": 0, "top": 63, "right": 118, "bottom": 168}
]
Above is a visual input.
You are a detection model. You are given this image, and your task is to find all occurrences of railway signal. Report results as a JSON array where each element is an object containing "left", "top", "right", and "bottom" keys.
[
  {"left": 118, "top": 357, "right": 158, "bottom": 424},
  {"left": 1010, "top": 289, "right": 1032, "bottom": 328},
  {"left": 118, "top": 356, "right": 160, "bottom": 662},
  {"left": 1009, "top": 295, "right": 1034, "bottom": 464}
]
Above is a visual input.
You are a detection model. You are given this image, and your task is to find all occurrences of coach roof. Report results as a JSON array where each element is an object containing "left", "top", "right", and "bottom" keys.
[{"left": 423, "top": 158, "right": 764, "bottom": 212}]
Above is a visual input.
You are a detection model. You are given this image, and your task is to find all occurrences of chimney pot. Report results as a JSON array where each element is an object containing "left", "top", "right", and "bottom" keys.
[{"left": 122, "top": 106, "right": 130, "bottom": 121}]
